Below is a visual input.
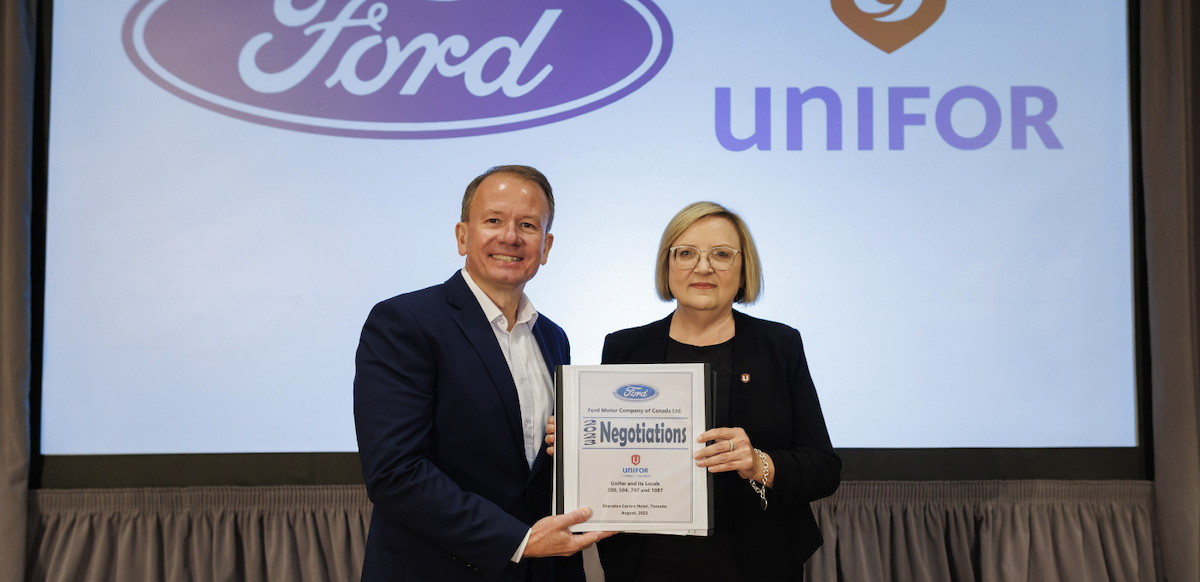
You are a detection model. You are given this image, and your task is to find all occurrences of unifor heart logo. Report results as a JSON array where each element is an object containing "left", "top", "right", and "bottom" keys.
[{"left": 832, "top": 0, "right": 946, "bottom": 53}]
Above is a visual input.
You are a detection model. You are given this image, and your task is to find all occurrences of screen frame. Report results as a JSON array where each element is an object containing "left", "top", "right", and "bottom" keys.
[{"left": 30, "top": 0, "right": 1152, "bottom": 488}]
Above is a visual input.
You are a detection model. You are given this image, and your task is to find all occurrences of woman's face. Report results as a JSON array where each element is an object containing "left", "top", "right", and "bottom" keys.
[{"left": 668, "top": 216, "right": 743, "bottom": 316}]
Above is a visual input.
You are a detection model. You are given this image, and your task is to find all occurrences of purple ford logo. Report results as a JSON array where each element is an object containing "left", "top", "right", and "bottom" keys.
[
  {"left": 614, "top": 384, "right": 658, "bottom": 401},
  {"left": 123, "top": 0, "right": 673, "bottom": 138}
]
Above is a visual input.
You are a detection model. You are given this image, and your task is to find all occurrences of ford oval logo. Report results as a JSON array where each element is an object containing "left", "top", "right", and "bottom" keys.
[
  {"left": 614, "top": 384, "right": 658, "bottom": 401},
  {"left": 123, "top": 0, "right": 673, "bottom": 138}
]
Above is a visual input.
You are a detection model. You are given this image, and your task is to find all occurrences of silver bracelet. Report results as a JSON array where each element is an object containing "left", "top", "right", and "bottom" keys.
[{"left": 748, "top": 448, "right": 769, "bottom": 510}]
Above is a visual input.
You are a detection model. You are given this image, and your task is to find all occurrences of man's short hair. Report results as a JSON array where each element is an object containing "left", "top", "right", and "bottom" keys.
[
  {"left": 461, "top": 165, "right": 555, "bottom": 231},
  {"left": 654, "top": 201, "right": 764, "bottom": 304}
]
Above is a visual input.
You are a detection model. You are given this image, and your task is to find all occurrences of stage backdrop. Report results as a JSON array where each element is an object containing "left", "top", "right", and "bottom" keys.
[{"left": 41, "top": 0, "right": 1134, "bottom": 455}]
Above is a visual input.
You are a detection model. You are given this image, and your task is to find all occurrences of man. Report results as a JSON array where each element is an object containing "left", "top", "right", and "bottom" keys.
[{"left": 354, "top": 165, "right": 609, "bottom": 582}]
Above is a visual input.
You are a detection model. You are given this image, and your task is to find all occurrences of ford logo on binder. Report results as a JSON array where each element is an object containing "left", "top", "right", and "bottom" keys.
[{"left": 614, "top": 384, "right": 658, "bottom": 401}]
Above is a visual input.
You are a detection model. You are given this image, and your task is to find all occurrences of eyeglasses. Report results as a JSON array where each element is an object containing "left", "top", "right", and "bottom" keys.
[{"left": 669, "top": 246, "right": 741, "bottom": 271}]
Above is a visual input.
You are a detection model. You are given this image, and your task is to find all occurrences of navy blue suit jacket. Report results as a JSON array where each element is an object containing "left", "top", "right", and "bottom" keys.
[{"left": 354, "top": 272, "right": 582, "bottom": 582}]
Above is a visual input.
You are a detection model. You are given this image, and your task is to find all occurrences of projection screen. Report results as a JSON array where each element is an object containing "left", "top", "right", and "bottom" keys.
[{"left": 40, "top": 0, "right": 1136, "bottom": 461}]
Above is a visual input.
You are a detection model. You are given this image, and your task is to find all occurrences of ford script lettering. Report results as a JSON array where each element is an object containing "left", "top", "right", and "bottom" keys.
[
  {"left": 614, "top": 384, "right": 658, "bottom": 401},
  {"left": 124, "top": 0, "right": 673, "bottom": 138}
]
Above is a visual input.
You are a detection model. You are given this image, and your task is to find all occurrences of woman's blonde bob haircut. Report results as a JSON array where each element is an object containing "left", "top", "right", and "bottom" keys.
[{"left": 655, "top": 202, "right": 763, "bottom": 304}]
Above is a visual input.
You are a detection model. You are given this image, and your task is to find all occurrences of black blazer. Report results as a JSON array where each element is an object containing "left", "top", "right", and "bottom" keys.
[
  {"left": 597, "top": 310, "right": 840, "bottom": 580},
  {"left": 354, "top": 272, "right": 582, "bottom": 582}
]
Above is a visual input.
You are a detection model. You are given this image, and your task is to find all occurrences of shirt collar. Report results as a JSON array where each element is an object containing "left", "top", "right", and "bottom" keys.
[{"left": 460, "top": 268, "right": 539, "bottom": 329}]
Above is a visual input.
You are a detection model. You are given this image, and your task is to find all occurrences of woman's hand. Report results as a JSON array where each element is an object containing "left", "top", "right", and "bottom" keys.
[
  {"left": 544, "top": 415, "right": 557, "bottom": 457},
  {"left": 695, "top": 427, "right": 773, "bottom": 486}
]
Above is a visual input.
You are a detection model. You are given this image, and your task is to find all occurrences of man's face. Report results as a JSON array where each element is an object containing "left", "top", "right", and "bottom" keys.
[{"left": 456, "top": 173, "right": 554, "bottom": 297}]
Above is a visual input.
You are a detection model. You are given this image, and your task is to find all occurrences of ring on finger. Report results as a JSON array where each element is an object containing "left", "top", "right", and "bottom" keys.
[{"left": 727, "top": 439, "right": 734, "bottom": 453}]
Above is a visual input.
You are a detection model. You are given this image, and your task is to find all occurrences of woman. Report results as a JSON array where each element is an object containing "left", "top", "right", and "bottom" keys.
[{"left": 583, "top": 201, "right": 840, "bottom": 580}]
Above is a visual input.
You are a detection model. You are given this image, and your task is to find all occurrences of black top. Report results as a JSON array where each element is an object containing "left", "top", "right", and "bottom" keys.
[
  {"left": 624, "top": 337, "right": 739, "bottom": 581},
  {"left": 597, "top": 311, "right": 841, "bottom": 581}
]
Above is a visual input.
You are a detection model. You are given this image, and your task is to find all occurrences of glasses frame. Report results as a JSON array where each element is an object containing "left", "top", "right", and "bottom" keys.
[{"left": 669, "top": 245, "right": 742, "bottom": 271}]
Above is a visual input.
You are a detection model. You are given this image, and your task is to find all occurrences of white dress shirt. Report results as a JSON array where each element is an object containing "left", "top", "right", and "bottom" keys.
[
  {"left": 461, "top": 269, "right": 556, "bottom": 563},
  {"left": 461, "top": 269, "right": 555, "bottom": 468}
]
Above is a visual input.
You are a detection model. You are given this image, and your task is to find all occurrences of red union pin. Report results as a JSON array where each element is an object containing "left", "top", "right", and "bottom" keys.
[{"left": 741, "top": 373, "right": 750, "bottom": 383}]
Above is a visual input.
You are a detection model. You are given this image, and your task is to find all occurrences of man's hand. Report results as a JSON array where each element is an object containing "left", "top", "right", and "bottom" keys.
[{"left": 523, "top": 507, "right": 616, "bottom": 558}]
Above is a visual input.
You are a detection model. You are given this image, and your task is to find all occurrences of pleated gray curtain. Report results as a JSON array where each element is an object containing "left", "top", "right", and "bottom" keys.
[
  {"left": 1142, "top": 0, "right": 1200, "bottom": 581},
  {"left": 806, "top": 481, "right": 1156, "bottom": 582},
  {"left": 1, "top": 2, "right": 35, "bottom": 582},
  {"left": 4, "top": 0, "right": 1200, "bottom": 581},
  {"left": 22, "top": 481, "right": 1155, "bottom": 582},
  {"left": 27, "top": 486, "right": 372, "bottom": 582}
]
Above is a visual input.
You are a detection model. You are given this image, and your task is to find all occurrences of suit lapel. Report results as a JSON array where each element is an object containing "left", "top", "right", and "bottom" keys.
[
  {"left": 644, "top": 314, "right": 674, "bottom": 362},
  {"left": 530, "top": 321, "right": 560, "bottom": 375},
  {"left": 528, "top": 320, "right": 565, "bottom": 480},
  {"left": 445, "top": 273, "right": 527, "bottom": 461}
]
